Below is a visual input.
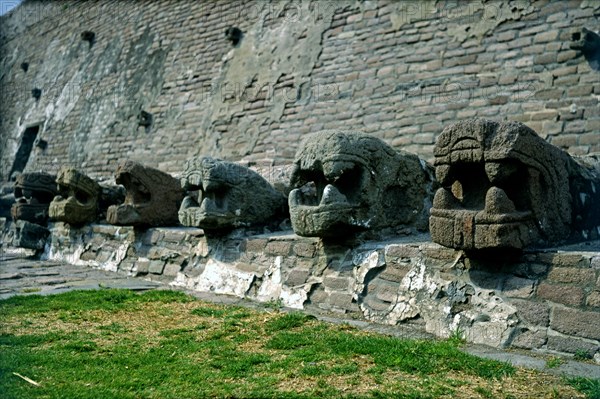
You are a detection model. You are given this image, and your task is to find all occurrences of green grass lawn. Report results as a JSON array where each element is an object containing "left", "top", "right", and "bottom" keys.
[{"left": 0, "top": 289, "right": 597, "bottom": 399}]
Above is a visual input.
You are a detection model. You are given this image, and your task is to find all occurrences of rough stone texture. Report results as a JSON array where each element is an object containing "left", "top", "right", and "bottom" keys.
[
  {"left": 8, "top": 220, "right": 50, "bottom": 250},
  {"left": 178, "top": 157, "right": 287, "bottom": 231},
  {"left": 49, "top": 167, "right": 101, "bottom": 225},
  {"left": 11, "top": 172, "right": 57, "bottom": 225},
  {"left": 42, "top": 221, "right": 600, "bottom": 356},
  {"left": 537, "top": 283, "right": 585, "bottom": 307},
  {"left": 547, "top": 334, "right": 599, "bottom": 357},
  {"left": 511, "top": 329, "right": 547, "bottom": 350},
  {"left": 1, "top": 2, "right": 599, "bottom": 181},
  {"left": 570, "top": 27, "right": 600, "bottom": 71},
  {"left": 430, "top": 119, "right": 600, "bottom": 251},
  {"left": 289, "top": 130, "right": 435, "bottom": 238},
  {"left": 107, "top": 161, "right": 184, "bottom": 227},
  {"left": 551, "top": 307, "right": 600, "bottom": 341},
  {"left": 0, "top": 181, "right": 15, "bottom": 218}
]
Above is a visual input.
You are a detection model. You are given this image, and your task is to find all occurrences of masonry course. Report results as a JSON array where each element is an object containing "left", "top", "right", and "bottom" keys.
[{"left": 1, "top": 0, "right": 599, "bottom": 180}]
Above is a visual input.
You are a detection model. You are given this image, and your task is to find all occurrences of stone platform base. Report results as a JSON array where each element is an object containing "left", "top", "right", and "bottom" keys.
[{"left": 8, "top": 221, "right": 599, "bottom": 358}]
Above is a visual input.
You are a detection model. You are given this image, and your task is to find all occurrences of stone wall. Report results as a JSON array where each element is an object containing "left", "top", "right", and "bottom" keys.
[
  {"left": 43, "top": 221, "right": 600, "bottom": 358},
  {"left": 1, "top": 0, "right": 599, "bottom": 180}
]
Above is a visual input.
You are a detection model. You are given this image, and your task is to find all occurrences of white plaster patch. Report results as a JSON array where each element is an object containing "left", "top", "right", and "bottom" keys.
[{"left": 179, "top": 258, "right": 255, "bottom": 298}]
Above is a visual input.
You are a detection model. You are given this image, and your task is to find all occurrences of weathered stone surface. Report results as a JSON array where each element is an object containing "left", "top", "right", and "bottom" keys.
[
  {"left": 570, "top": 27, "right": 600, "bottom": 70},
  {"left": 587, "top": 291, "right": 600, "bottom": 308},
  {"left": 10, "top": 220, "right": 50, "bottom": 250},
  {"left": 551, "top": 306, "right": 600, "bottom": 341},
  {"left": 547, "top": 334, "right": 599, "bottom": 357},
  {"left": 0, "top": 181, "right": 15, "bottom": 218},
  {"left": 289, "top": 130, "right": 436, "bottom": 239},
  {"left": 178, "top": 157, "right": 287, "bottom": 231},
  {"left": 49, "top": 167, "right": 101, "bottom": 225},
  {"left": 501, "top": 276, "right": 535, "bottom": 299},
  {"left": 430, "top": 119, "right": 600, "bottom": 251},
  {"left": 511, "top": 329, "right": 547, "bottom": 349},
  {"left": 11, "top": 172, "right": 57, "bottom": 225},
  {"left": 536, "top": 283, "right": 585, "bottom": 307},
  {"left": 264, "top": 241, "right": 292, "bottom": 256},
  {"left": 107, "top": 161, "right": 184, "bottom": 227},
  {"left": 547, "top": 267, "right": 596, "bottom": 285}
]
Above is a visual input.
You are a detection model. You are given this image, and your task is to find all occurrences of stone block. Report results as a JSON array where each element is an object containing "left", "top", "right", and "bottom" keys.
[
  {"left": 293, "top": 242, "right": 316, "bottom": 258},
  {"left": 372, "top": 279, "right": 400, "bottom": 303},
  {"left": 384, "top": 244, "right": 420, "bottom": 261},
  {"left": 307, "top": 285, "right": 328, "bottom": 304},
  {"left": 285, "top": 268, "right": 311, "bottom": 287},
  {"left": 513, "top": 299, "right": 550, "bottom": 327},
  {"left": 551, "top": 306, "right": 600, "bottom": 340},
  {"left": 502, "top": 277, "right": 535, "bottom": 298},
  {"left": 163, "top": 262, "right": 182, "bottom": 277},
  {"left": 546, "top": 335, "right": 599, "bottom": 356},
  {"left": 92, "top": 224, "right": 126, "bottom": 236},
  {"left": 537, "top": 283, "right": 585, "bottom": 306},
  {"left": 538, "top": 253, "right": 590, "bottom": 268},
  {"left": 135, "top": 259, "right": 150, "bottom": 274},
  {"left": 587, "top": 291, "right": 600, "bottom": 308},
  {"left": 547, "top": 267, "right": 596, "bottom": 285},
  {"left": 265, "top": 240, "right": 292, "bottom": 256},
  {"left": 378, "top": 263, "right": 411, "bottom": 283},
  {"left": 324, "top": 276, "right": 350, "bottom": 291},
  {"left": 511, "top": 329, "right": 547, "bottom": 349},
  {"left": 148, "top": 260, "right": 166, "bottom": 275},
  {"left": 244, "top": 238, "right": 268, "bottom": 253},
  {"left": 327, "top": 292, "right": 357, "bottom": 312}
]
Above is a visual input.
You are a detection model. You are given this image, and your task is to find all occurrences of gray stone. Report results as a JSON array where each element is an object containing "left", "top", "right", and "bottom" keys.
[
  {"left": 511, "top": 329, "right": 547, "bottom": 349},
  {"left": 49, "top": 167, "right": 101, "bottom": 225},
  {"left": 107, "top": 161, "right": 184, "bottom": 227},
  {"left": 11, "top": 220, "right": 50, "bottom": 250},
  {"left": 148, "top": 260, "right": 166, "bottom": 274},
  {"left": 11, "top": 172, "right": 57, "bottom": 225},
  {"left": 288, "top": 130, "right": 436, "bottom": 239},
  {"left": 513, "top": 299, "right": 550, "bottom": 327},
  {"left": 502, "top": 276, "right": 535, "bottom": 298},
  {"left": 551, "top": 306, "right": 600, "bottom": 341},
  {"left": 430, "top": 118, "right": 600, "bottom": 251},
  {"left": 547, "top": 334, "right": 599, "bottom": 357},
  {"left": 285, "top": 268, "right": 311, "bottom": 287},
  {"left": 178, "top": 157, "right": 288, "bottom": 231},
  {"left": 163, "top": 262, "right": 182, "bottom": 277}
]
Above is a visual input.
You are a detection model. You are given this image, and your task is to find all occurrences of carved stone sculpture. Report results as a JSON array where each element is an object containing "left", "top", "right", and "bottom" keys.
[
  {"left": 430, "top": 118, "right": 600, "bottom": 251},
  {"left": 49, "top": 167, "right": 101, "bottom": 225},
  {"left": 570, "top": 27, "right": 600, "bottom": 70},
  {"left": 11, "top": 172, "right": 58, "bottom": 225},
  {"left": 179, "top": 157, "right": 288, "bottom": 230},
  {"left": 288, "top": 130, "right": 435, "bottom": 239},
  {"left": 106, "top": 161, "right": 184, "bottom": 226}
]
